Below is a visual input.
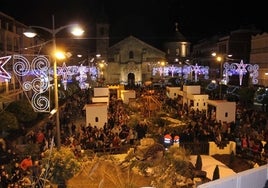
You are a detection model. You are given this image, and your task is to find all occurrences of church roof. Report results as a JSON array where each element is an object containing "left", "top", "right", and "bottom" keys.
[
  {"left": 109, "top": 35, "right": 166, "bottom": 55},
  {"left": 167, "top": 22, "right": 188, "bottom": 42}
]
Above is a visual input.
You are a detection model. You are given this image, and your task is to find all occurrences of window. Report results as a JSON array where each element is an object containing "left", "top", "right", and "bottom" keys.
[
  {"left": 129, "top": 51, "right": 134, "bottom": 59},
  {"left": 176, "top": 48, "right": 180, "bottom": 56},
  {"left": 14, "top": 37, "right": 19, "bottom": 52},
  {"left": 95, "top": 117, "right": 99, "bottom": 122},
  {"left": 225, "top": 112, "right": 228, "bottom": 117},
  {"left": 190, "top": 100, "right": 194, "bottom": 107},
  {"left": 99, "top": 27, "right": 104, "bottom": 36},
  {"left": 147, "top": 64, "right": 150, "bottom": 72},
  {"left": 7, "top": 36, "right": 12, "bottom": 51}
]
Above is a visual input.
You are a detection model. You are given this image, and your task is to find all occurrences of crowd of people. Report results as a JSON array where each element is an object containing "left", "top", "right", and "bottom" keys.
[
  {"left": 0, "top": 154, "right": 44, "bottom": 187},
  {"left": 0, "top": 89, "right": 148, "bottom": 187},
  {"left": 1, "top": 86, "right": 268, "bottom": 187}
]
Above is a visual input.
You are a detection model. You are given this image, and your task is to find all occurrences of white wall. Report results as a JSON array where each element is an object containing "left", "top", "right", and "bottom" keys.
[
  {"left": 94, "top": 87, "right": 109, "bottom": 97},
  {"left": 187, "top": 94, "right": 209, "bottom": 111},
  {"left": 207, "top": 100, "right": 236, "bottom": 123},
  {"left": 84, "top": 103, "right": 108, "bottom": 128},
  {"left": 208, "top": 141, "right": 236, "bottom": 155},
  {"left": 92, "top": 97, "right": 109, "bottom": 103},
  {"left": 198, "top": 164, "right": 268, "bottom": 188},
  {"left": 183, "top": 85, "right": 201, "bottom": 94},
  {"left": 166, "top": 87, "right": 181, "bottom": 99},
  {"left": 120, "top": 90, "right": 136, "bottom": 104}
]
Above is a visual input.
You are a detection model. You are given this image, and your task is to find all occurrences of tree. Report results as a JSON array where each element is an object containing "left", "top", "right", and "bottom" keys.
[
  {"left": 41, "top": 147, "right": 82, "bottom": 186},
  {"left": 229, "top": 151, "right": 235, "bottom": 166},
  {"left": 0, "top": 111, "right": 19, "bottom": 136},
  {"left": 238, "top": 86, "right": 255, "bottom": 108},
  {"left": 212, "top": 165, "right": 220, "bottom": 180},
  {"left": 6, "top": 99, "right": 38, "bottom": 127},
  {"left": 195, "top": 154, "right": 202, "bottom": 170}
]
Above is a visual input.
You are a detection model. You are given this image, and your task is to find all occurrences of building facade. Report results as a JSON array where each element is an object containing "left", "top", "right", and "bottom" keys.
[
  {"left": 94, "top": 22, "right": 191, "bottom": 86},
  {"left": 0, "top": 12, "right": 32, "bottom": 109},
  {"left": 106, "top": 35, "right": 166, "bottom": 85},
  {"left": 192, "top": 26, "right": 261, "bottom": 87},
  {"left": 250, "top": 32, "right": 268, "bottom": 86}
]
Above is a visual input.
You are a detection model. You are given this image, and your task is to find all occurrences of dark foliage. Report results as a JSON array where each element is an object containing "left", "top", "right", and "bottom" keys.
[
  {"left": 229, "top": 151, "right": 235, "bottom": 166},
  {"left": 195, "top": 154, "right": 202, "bottom": 170},
  {"left": 6, "top": 99, "right": 38, "bottom": 126},
  {"left": 212, "top": 165, "right": 220, "bottom": 180}
]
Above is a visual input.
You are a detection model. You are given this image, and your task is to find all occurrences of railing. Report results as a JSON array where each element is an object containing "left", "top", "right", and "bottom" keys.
[
  {"left": 10, "top": 141, "right": 210, "bottom": 161},
  {"left": 91, "top": 144, "right": 130, "bottom": 154}
]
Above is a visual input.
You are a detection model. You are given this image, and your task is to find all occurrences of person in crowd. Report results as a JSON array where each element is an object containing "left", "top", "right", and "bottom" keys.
[
  {"left": 25, "top": 130, "right": 36, "bottom": 144},
  {"left": 86, "top": 136, "right": 96, "bottom": 150},
  {"left": 0, "top": 169, "right": 10, "bottom": 188},
  {"left": 71, "top": 123, "right": 77, "bottom": 136},
  {"left": 36, "top": 129, "right": 45, "bottom": 144},
  {"left": 20, "top": 155, "right": 33, "bottom": 172},
  {"left": 263, "top": 142, "right": 268, "bottom": 159},
  {"left": 112, "top": 133, "right": 121, "bottom": 149},
  {"left": 128, "top": 128, "right": 136, "bottom": 145}
]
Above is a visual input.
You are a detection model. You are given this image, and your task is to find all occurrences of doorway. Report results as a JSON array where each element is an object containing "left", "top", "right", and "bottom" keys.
[{"left": 128, "top": 73, "right": 135, "bottom": 88}]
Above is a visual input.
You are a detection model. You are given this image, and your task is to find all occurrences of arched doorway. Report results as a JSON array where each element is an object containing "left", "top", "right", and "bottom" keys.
[{"left": 128, "top": 73, "right": 135, "bottom": 88}]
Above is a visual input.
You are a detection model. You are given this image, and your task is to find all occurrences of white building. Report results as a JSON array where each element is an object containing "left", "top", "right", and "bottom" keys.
[
  {"left": 166, "top": 86, "right": 181, "bottom": 99},
  {"left": 207, "top": 100, "right": 236, "bottom": 123},
  {"left": 83, "top": 103, "right": 108, "bottom": 128},
  {"left": 120, "top": 90, "right": 136, "bottom": 104},
  {"left": 176, "top": 85, "right": 209, "bottom": 111}
]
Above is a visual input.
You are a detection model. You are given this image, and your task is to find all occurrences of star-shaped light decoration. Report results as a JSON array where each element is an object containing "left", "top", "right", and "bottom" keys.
[{"left": 0, "top": 56, "right": 12, "bottom": 79}]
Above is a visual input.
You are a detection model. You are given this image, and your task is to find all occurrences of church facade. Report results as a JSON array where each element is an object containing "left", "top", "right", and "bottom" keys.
[
  {"left": 106, "top": 35, "right": 166, "bottom": 85},
  {"left": 94, "top": 22, "right": 191, "bottom": 86}
]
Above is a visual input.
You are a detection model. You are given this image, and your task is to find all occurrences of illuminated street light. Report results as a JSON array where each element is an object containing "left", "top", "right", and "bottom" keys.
[
  {"left": 55, "top": 51, "right": 66, "bottom": 60},
  {"left": 216, "top": 57, "right": 223, "bottom": 99},
  {"left": 211, "top": 53, "right": 232, "bottom": 99},
  {"left": 23, "top": 15, "right": 84, "bottom": 150}
]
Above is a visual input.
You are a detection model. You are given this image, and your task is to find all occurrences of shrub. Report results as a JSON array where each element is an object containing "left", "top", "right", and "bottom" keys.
[
  {"left": 41, "top": 147, "right": 82, "bottom": 185},
  {"left": 229, "top": 151, "right": 235, "bottom": 166},
  {"left": 212, "top": 165, "right": 220, "bottom": 180},
  {"left": 0, "top": 111, "right": 19, "bottom": 134},
  {"left": 195, "top": 154, "right": 202, "bottom": 170}
]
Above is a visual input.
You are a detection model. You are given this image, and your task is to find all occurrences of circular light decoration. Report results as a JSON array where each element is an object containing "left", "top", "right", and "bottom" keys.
[
  {"left": 22, "top": 81, "right": 32, "bottom": 91},
  {"left": 31, "top": 55, "right": 50, "bottom": 76},
  {"left": 31, "top": 93, "right": 49, "bottom": 112},
  {"left": 13, "top": 55, "right": 31, "bottom": 76}
]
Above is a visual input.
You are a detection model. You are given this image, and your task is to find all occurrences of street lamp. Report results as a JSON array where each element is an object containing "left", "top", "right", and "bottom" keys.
[
  {"left": 211, "top": 53, "right": 233, "bottom": 99},
  {"left": 211, "top": 53, "right": 223, "bottom": 99},
  {"left": 23, "top": 15, "right": 84, "bottom": 149},
  {"left": 216, "top": 56, "right": 223, "bottom": 99}
]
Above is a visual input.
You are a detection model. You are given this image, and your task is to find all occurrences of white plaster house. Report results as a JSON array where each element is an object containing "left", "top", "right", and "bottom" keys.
[
  {"left": 166, "top": 86, "right": 181, "bottom": 99},
  {"left": 83, "top": 103, "right": 108, "bottom": 128},
  {"left": 207, "top": 99, "right": 236, "bottom": 123},
  {"left": 83, "top": 87, "right": 109, "bottom": 128},
  {"left": 120, "top": 90, "right": 136, "bottom": 104}
]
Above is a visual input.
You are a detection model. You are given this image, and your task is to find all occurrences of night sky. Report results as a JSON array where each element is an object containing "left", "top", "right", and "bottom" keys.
[{"left": 1, "top": 0, "right": 268, "bottom": 49}]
